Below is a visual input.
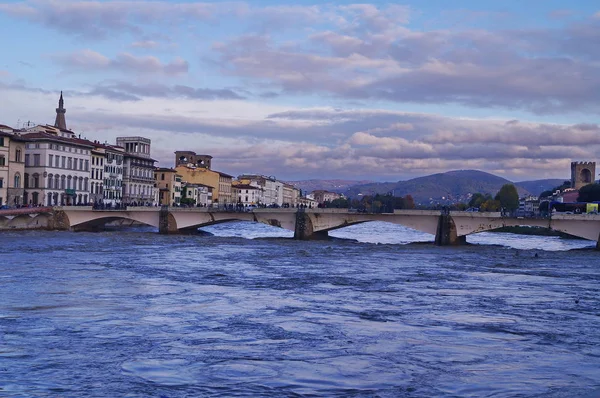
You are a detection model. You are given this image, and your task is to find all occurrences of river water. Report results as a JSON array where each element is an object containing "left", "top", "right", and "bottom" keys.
[{"left": 1, "top": 222, "right": 599, "bottom": 397}]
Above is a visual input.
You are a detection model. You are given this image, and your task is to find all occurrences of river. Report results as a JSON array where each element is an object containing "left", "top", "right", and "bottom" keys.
[{"left": 1, "top": 222, "right": 599, "bottom": 397}]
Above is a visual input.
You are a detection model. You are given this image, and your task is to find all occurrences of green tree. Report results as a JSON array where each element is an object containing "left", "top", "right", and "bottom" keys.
[
  {"left": 495, "top": 184, "right": 519, "bottom": 211},
  {"left": 540, "top": 180, "right": 571, "bottom": 198},
  {"left": 468, "top": 193, "right": 490, "bottom": 208},
  {"left": 480, "top": 199, "right": 501, "bottom": 212},
  {"left": 577, "top": 183, "right": 600, "bottom": 202}
]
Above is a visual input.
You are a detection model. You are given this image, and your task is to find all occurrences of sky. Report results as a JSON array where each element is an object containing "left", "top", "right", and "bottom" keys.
[{"left": 1, "top": 0, "right": 599, "bottom": 182}]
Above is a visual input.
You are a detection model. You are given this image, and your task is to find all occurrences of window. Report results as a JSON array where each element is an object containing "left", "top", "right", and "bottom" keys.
[
  {"left": 85, "top": 160, "right": 89, "bottom": 171},
  {"left": 15, "top": 149, "right": 21, "bottom": 162},
  {"left": 24, "top": 154, "right": 30, "bottom": 166},
  {"left": 33, "top": 154, "right": 40, "bottom": 166},
  {"left": 32, "top": 174, "right": 39, "bottom": 188},
  {"left": 79, "top": 159, "right": 83, "bottom": 170},
  {"left": 14, "top": 174, "right": 20, "bottom": 188},
  {"left": 49, "top": 154, "right": 54, "bottom": 167},
  {"left": 0, "top": 137, "right": 4, "bottom": 146},
  {"left": 61, "top": 156, "right": 66, "bottom": 168},
  {"left": 0, "top": 178, "right": 3, "bottom": 188},
  {"left": 55, "top": 156, "right": 60, "bottom": 168},
  {"left": 0, "top": 156, "right": 5, "bottom": 166},
  {"left": 67, "top": 157, "right": 72, "bottom": 169}
]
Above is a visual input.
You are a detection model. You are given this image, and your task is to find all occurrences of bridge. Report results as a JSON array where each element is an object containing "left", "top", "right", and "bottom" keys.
[{"left": 4, "top": 206, "right": 597, "bottom": 249}]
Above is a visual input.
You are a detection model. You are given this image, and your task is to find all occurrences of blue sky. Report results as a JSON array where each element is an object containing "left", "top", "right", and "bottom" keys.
[{"left": 1, "top": 1, "right": 600, "bottom": 182}]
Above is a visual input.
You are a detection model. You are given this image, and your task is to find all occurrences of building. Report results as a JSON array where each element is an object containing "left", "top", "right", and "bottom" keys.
[
  {"left": 232, "top": 183, "right": 263, "bottom": 205},
  {"left": 571, "top": 161, "right": 596, "bottom": 190},
  {"left": 154, "top": 168, "right": 182, "bottom": 206},
  {"left": 236, "top": 174, "right": 284, "bottom": 206},
  {"left": 90, "top": 146, "right": 105, "bottom": 204},
  {"left": 517, "top": 196, "right": 540, "bottom": 217},
  {"left": 182, "top": 183, "right": 213, "bottom": 207},
  {"left": 21, "top": 124, "right": 93, "bottom": 206},
  {"left": 218, "top": 172, "right": 233, "bottom": 205},
  {"left": 310, "top": 190, "right": 341, "bottom": 204},
  {"left": 175, "top": 151, "right": 212, "bottom": 169},
  {"left": 0, "top": 125, "right": 26, "bottom": 207},
  {"left": 282, "top": 183, "right": 300, "bottom": 207},
  {"left": 117, "top": 137, "right": 156, "bottom": 205},
  {"left": 102, "top": 145, "right": 124, "bottom": 206}
]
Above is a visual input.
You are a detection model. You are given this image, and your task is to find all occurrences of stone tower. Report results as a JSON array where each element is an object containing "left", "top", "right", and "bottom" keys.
[
  {"left": 54, "top": 91, "right": 67, "bottom": 130},
  {"left": 174, "top": 151, "right": 212, "bottom": 169},
  {"left": 571, "top": 161, "right": 596, "bottom": 190}
]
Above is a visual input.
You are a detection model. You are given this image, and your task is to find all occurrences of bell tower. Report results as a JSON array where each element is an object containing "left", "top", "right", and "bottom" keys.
[{"left": 54, "top": 91, "right": 67, "bottom": 130}]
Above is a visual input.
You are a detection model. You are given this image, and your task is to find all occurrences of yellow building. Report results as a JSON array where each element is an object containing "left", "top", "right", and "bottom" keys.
[
  {"left": 154, "top": 168, "right": 182, "bottom": 206},
  {"left": 175, "top": 165, "right": 232, "bottom": 205}
]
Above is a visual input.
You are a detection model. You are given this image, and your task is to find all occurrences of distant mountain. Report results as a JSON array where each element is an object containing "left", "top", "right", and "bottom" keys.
[
  {"left": 515, "top": 179, "right": 569, "bottom": 196},
  {"left": 343, "top": 170, "right": 532, "bottom": 205},
  {"left": 286, "top": 179, "right": 374, "bottom": 195}
]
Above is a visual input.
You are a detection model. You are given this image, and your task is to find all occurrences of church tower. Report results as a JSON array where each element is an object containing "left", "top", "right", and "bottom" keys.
[{"left": 54, "top": 91, "right": 67, "bottom": 130}]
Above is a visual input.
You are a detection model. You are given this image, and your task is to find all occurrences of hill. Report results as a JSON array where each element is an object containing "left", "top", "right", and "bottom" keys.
[
  {"left": 514, "top": 179, "right": 568, "bottom": 196},
  {"left": 343, "top": 170, "right": 530, "bottom": 205},
  {"left": 285, "top": 179, "right": 374, "bottom": 194}
]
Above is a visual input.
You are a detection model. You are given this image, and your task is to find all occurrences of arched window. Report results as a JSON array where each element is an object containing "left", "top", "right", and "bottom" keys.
[
  {"left": 84, "top": 178, "right": 88, "bottom": 192},
  {"left": 67, "top": 175, "right": 72, "bottom": 189},
  {"left": 61, "top": 175, "right": 66, "bottom": 190},
  {"left": 55, "top": 175, "right": 60, "bottom": 189},
  {"left": 14, "top": 173, "right": 20, "bottom": 188},
  {"left": 47, "top": 174, "right": 53, "bottom": 189},
  {"left": 15, "top": 148, "right": 22, "bottom": 163},
  {"left": 78, "top": 177, "right": 83, "bottom": 191}
]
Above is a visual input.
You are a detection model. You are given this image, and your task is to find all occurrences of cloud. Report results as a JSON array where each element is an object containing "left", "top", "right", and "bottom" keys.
[
  {"left": 2, "top": 82, "right": 593, "bottom": 179},
  {"left": 88, "top": 81, "right": 245, "bottom": 101},
  {"left": 0, "top": 0, "right": 240, "bottom": 38},
  {"left": 51, "top": 50, "right": 189, "bottom": 75},
  {"left": 130, "top": 40, "right": 159, "bottom": 49}
]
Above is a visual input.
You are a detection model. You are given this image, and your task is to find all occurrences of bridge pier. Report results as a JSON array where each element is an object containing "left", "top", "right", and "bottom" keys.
[
  {"left": 294, "top": 210, "right": 329, "bottom": 240},
  {"left": 435, "top": 214, "right": 465, "bottom": 246},
  {"left": 158, "top": 207, "right": 178, "bottom": 234}
]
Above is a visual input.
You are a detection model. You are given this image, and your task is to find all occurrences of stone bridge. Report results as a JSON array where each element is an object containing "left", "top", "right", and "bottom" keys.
[{"left": 32, "top": 206, "right": 600, "bottom": 249}]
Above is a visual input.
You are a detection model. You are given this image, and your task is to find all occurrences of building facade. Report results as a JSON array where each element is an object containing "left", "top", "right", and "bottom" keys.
[
  {"left": 154, "top": 168, "right": 182, "bottom": 206},
  {"left": 90, "top": 148, "right": 104, "bottom": 204},
  {"left": 117, "top": 137, "right": 156, "bottom": 205},
  {"left": 103, "top": 146, "right": 124, "bottom": 206},
  {"left": 571, "top": 161, "right": 596, "bottom": 190},
  {"left": 21, "top": 126, "right": 92, "bottom": 206},
  {"left": 233, "top": 183, "right": 263, "bottom": 205},
  {"left": 236, "top": 175, "right": 284, "bottom": 206}
]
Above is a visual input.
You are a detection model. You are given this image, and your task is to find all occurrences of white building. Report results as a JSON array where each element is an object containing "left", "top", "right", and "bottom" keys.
[
  {"left": 237, "top": 174, "right": 285, "bottom": 206},
  {"left": 233, "top": 183, "right": 263, "bottom": 205},
  {"left": 90, "top": 147, "right": 104, "bottom": 204},
  {"left": 103, "top": 146, "right": 124, "bottom": 206},
  {"left": 21, "top": 125, "right": 92, "bottom": 206},
  {"left": 117, "top": 137, "right": 156, "bottom": 205}
]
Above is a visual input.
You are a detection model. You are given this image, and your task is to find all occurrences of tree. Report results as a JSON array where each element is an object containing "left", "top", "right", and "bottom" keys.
[
  {"left": 469, "top": 193, "right": 490, "bottom": 208},
  {"left": 495, "top": 184, "right": 519, "bottom": 211},
  {"left": 480, "top": 199, "right": 501, "bottom": 212},
  {"left": 540, "top": 180, "right": 571, "bottom": 198},
  {"left": 577, "top": 183, "right": 600, "bottom": 202}
]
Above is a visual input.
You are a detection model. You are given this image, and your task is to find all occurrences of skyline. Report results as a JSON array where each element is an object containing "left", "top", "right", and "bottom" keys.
[{"left": 1, "top": 1, "right": 599, "bottom": 181}]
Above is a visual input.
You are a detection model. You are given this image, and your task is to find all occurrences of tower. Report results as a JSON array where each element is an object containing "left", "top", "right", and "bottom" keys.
[
  {"left": 571, "top": 161, "right": 596, "bottom": 190},
  {"left": 54, "top": 91, "right": 67, "bottom": 130}
]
